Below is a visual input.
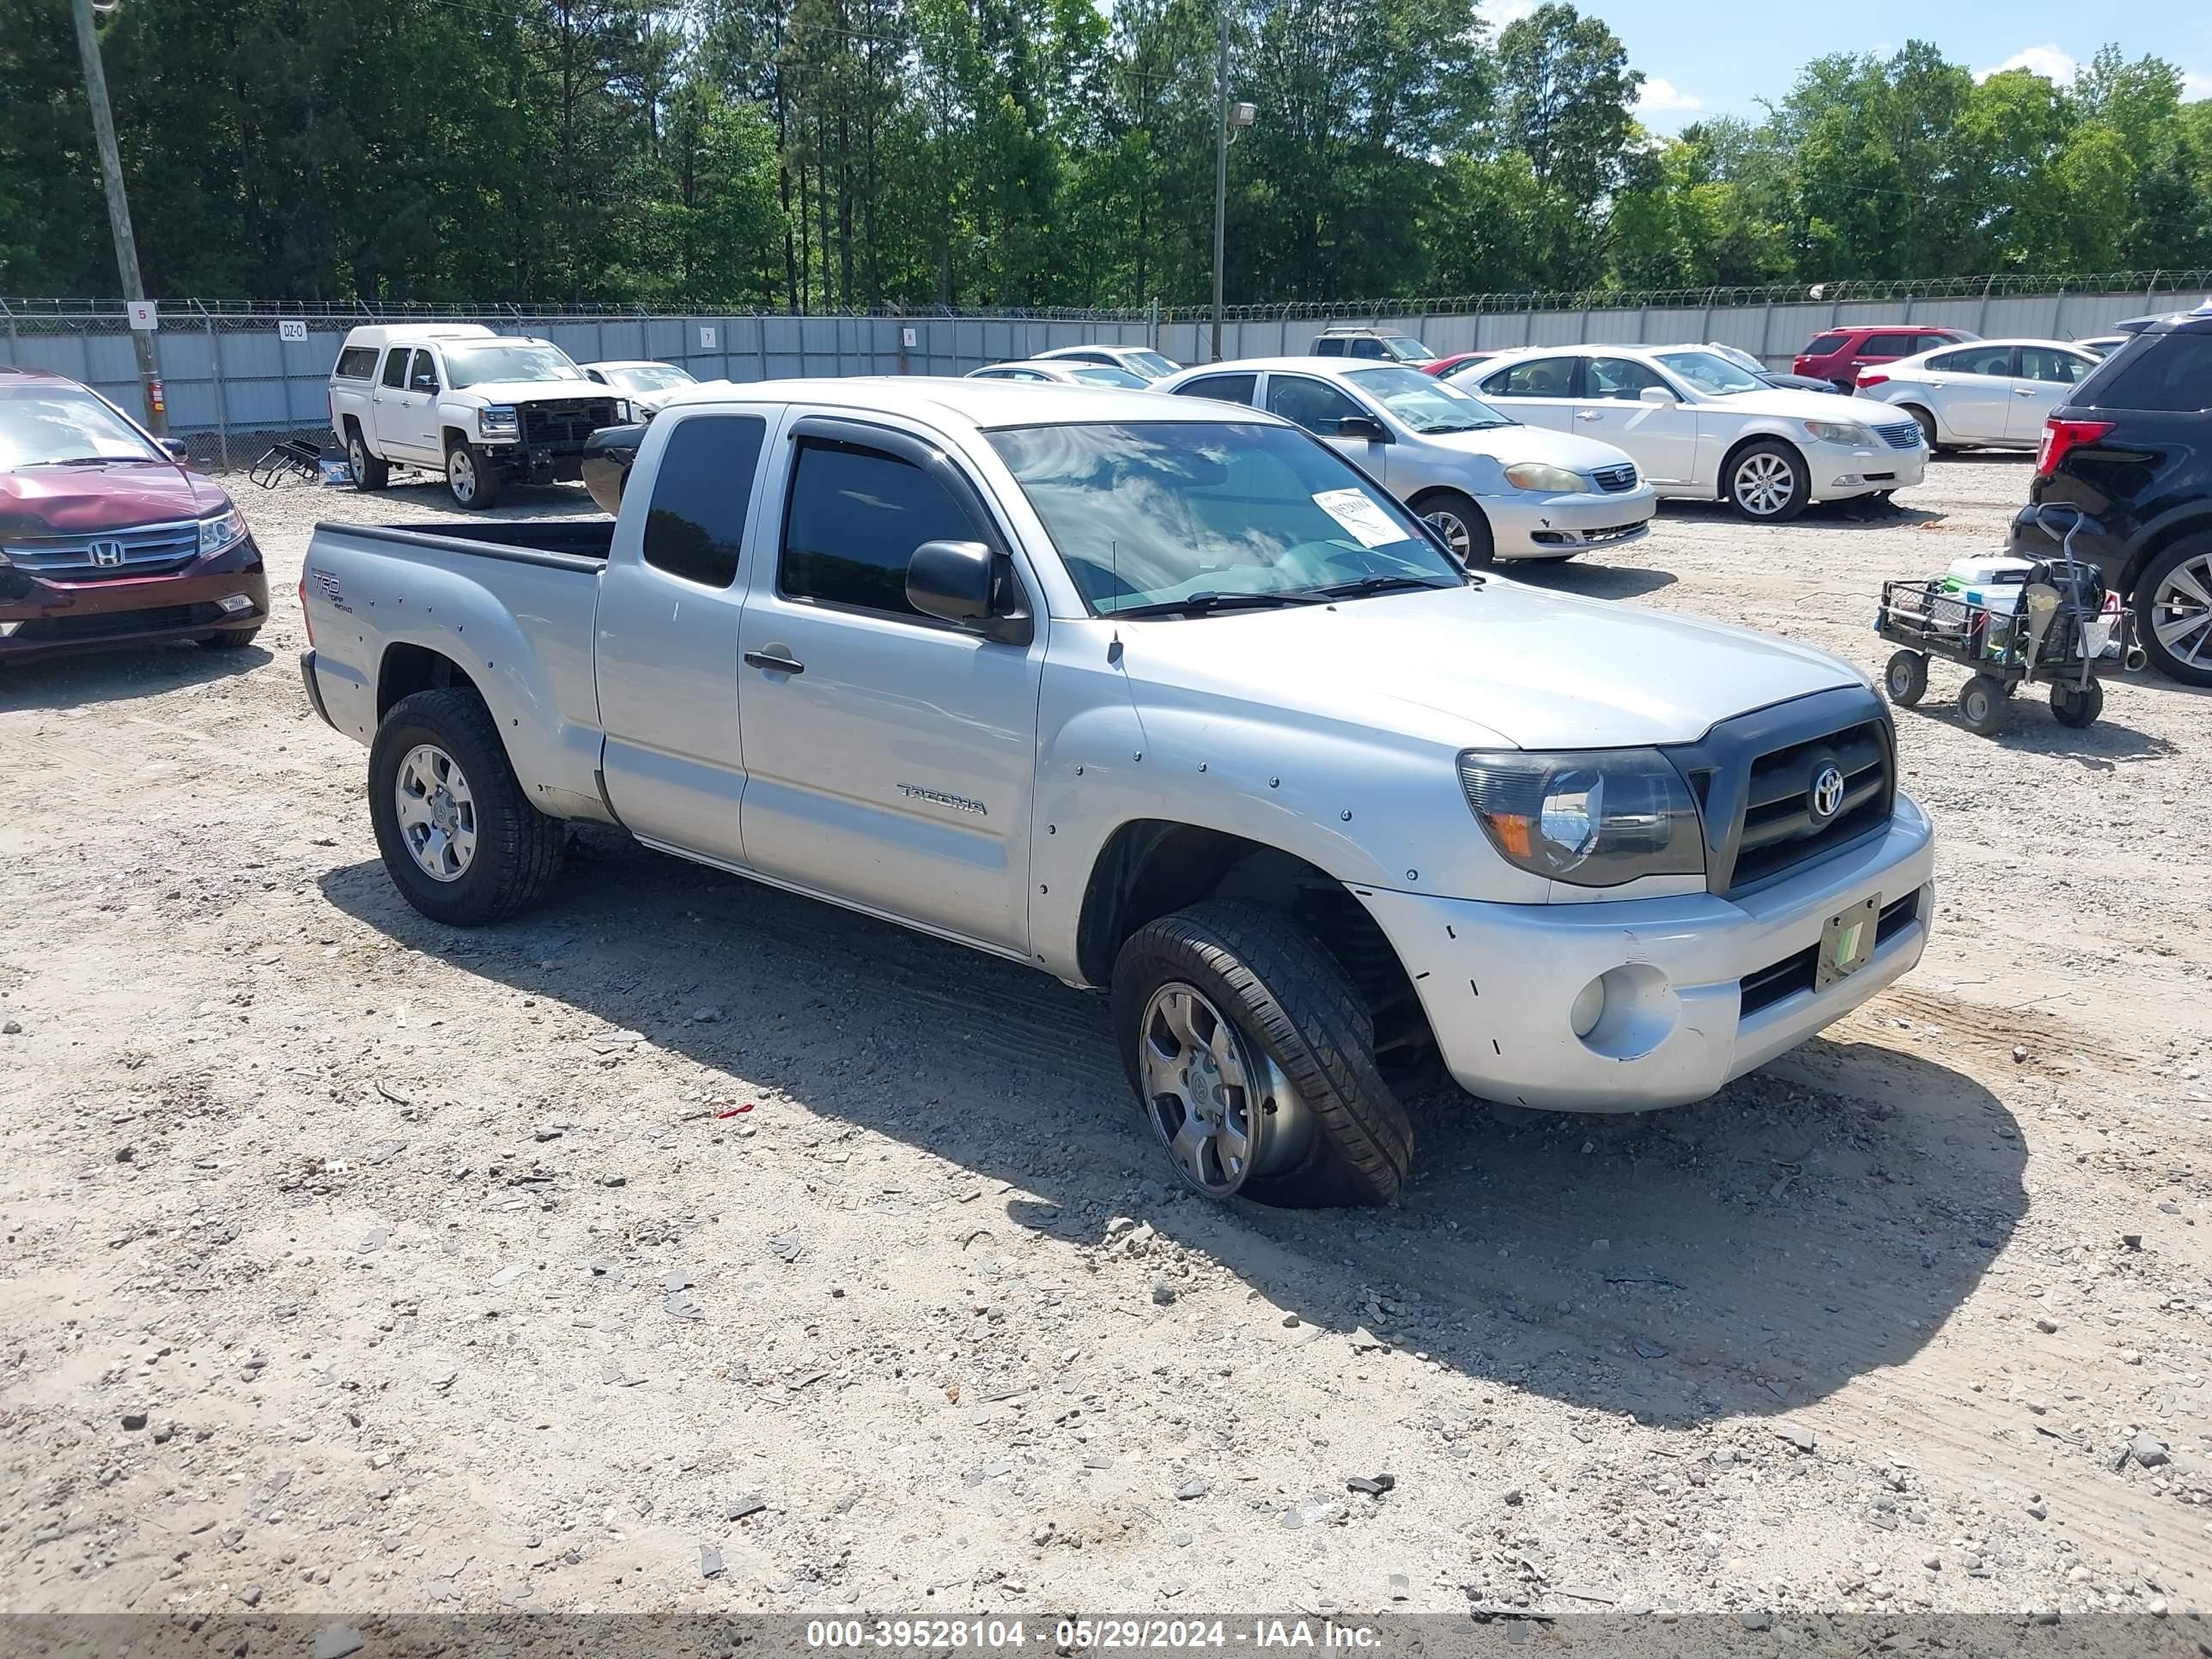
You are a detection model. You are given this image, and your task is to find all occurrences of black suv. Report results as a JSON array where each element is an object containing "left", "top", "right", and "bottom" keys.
[{"left": 2009, "top": 300, "right": 2212, "bottom": 684}]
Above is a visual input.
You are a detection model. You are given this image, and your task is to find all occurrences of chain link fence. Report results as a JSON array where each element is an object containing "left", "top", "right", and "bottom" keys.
[{"left": 7, "top": 272, "right": 2206, "bottom": 471}]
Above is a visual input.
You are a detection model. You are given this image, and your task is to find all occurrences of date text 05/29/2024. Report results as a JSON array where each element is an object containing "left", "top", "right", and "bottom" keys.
[{"left": 804, "top": 1620, "right": 1384, "bottom": 1650}]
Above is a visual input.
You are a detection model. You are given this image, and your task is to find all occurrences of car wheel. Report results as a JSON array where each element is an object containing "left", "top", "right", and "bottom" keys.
[
  {"left": 1904, "top": 406, "right": 1945, "bottom": 453},
  {"left": 1883, "top": 649, "right": 1928, "bottom": 706},
  {"left": 368, "top": 688, "right": 564, "bottom": 925},
  {"left": 1415, "top": 489, "right": 1494, "bottom": 568},
  {"left": 1110, "top": 900, "right": 1413, "bottom": 1208},
  {"left": 2050, "top": 680, "right": 2103, "bottom": 728},
  {"left": 348, "top": 430, "right": 389, "bottom": 491},
  {"left": 197, "top": 628, "right": 262, "bottom": 652},
  {"left": 446, "top": 442, "right": 503, "bottom": 511},
  {"left": 1958, "top": 673, "right": 2008, "bottom": 737},
  {"left": 2135, "top": 538, "right": 2212, "bottom": 687},
  {"left": 1726, "top": 441, "right": 1810, "bottom": 521}
]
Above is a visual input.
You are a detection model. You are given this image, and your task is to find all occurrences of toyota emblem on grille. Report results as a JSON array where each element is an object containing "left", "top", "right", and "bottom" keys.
[
  {"left": 88, "top": 539, "right": 126, "bottom": 568},
  {"left": 1808, "top": 762, "right": 1847, "bottom": 824}
]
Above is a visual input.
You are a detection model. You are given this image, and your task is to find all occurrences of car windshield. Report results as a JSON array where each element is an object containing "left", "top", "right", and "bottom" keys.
[
  {"left": 600, "top": 365, "right": 694, "bottom": 393},
  {"left": 1379, "top": 336, "right": 1436, "bottom": 363},
  {"left": 0, "top": 386, "right": 164, "bottom": 465},
  {"left": 1071, "top": 366, "right": 1150, "bottom": 387},
  {"left": 443, "top": 344, "right": 585, "bottom": 388},
  {"left": 1127, "top": 350, "right": 1182, "bottom": 379},
  {"left": 986, "top": 421, "right": 1467, "bottom": 617},
  {"left": 1345, "top": 366, "right": 1513, "bottom": 433},
  {"left": 1653, "top": 349, "right": 1765, "bottom": 396},
  {"left": 1705, "top": 343, "right": 1764, "bottom": 372}
]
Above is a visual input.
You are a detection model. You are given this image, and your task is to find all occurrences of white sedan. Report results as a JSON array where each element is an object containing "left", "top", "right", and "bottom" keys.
[
  {"left": 1031, "top": 343, "right": 1184, "bottom": 380},
  {"left": 580, "top": 360, "right": 698, "bottom": 418},
  {"left": 1466, "top": 344, "right": 1926, "bottom": 521},
  {"left": 1851, "top": 338, "right": 2100, "bottom": 453},
  {"left": 965, "top": 359, "right": 1153, "bottom": 388}
]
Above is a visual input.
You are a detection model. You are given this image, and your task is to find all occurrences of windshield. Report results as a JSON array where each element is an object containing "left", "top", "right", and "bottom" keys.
[
  {"left": 1345, "top": 366, "right": 1513, "bottom": 433},
  {"left": 444, "top": 343, "right": 585, "bottom": 388},
  {"left": 0, "top": 387, "right": 165, "bottom": 465},
  {"left": 1705, "top": 343, "right": 1764, "bottom": 373},
  {"left": 600, "top": 364, "right": 695, "bottom": 393},
  {"left": 987, "top": 421, "right": 1467, "bottom": 616},
  {"left": 1071, "top": 366, "right": 1150, "bottom": 387},
  {"left": 1380, "top": 336, "right": 1436, "bottom": 363},
  {"left": 1127, "top": 350, "right": 1182, "bottom": 379},
  {"left": 1653, "top": 349, "right": 1765, "bottom": 396}
]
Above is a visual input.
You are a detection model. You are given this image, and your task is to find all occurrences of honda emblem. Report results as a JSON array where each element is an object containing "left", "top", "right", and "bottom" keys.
[{"left": 88, "top": 539, "right": 126, "bottom": 568}]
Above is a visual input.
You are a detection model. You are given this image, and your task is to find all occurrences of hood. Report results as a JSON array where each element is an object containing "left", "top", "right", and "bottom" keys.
[
  {"left": 445, "top": 379, "right": 609, "bottom": 405},
  {"left": 1425, "top": 422, "right": 1633, "bottom": 475},
  {"left": 0, "top": 460, "right": 226, "bottom": 538},
  {"left": 1118, "top": 580, "right": 1862, "bottom": 750},
  {"left": 1693, "top": 386, "right": 1874, "bottom": 422}
]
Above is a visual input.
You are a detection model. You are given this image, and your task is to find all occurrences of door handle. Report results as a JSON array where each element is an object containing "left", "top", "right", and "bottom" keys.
[
  {"left": 1575, "top": 410, "right": 1602, "bottom": 421},
  {"left": 2013, "top": 386, "right": 2036, "bottom": 396},
  {"left": 744, "top": 648, "right": 805, "bottom": 676}
]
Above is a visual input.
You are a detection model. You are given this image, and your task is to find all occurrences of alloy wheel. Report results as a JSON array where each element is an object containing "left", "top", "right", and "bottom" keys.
[
  {"left": 1733, "top": 452, "right": 1796, "bottom": 517},
  {"left": 2151, "top": 553, "right": 2212, "bottom": 672},
  {"left": 393, "top": 744, "right": 478, "bottom": 882},
  {"left": 1136, "top": 981, "right": 1305, "bottom": 1198}
]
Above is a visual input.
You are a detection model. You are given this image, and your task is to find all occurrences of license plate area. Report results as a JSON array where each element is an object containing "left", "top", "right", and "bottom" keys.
[{"left": 1815, "top": 894, "right": 1881, "bottom": 990}]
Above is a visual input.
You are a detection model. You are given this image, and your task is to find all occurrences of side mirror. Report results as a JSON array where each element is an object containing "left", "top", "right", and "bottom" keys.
[
  {"left": 161, "top": 439, "right": 189, "bottom": 461},
  {"left": 908, "top": 539, "right": 1030, "bottom": 642},
  {"left": 1638, "top": 386, "right": 1677, "bottom": 405},
  {"left": 580, "top": 422, "right": 646, "bottom": 515},
  {"left": 1336, "top": 414, "right": 1390, "bottom": 442}
]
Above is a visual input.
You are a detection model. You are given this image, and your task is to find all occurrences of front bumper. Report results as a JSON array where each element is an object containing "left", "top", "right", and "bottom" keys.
[
  {"left": 474, "top": 439, "right": 589, "bottom": 484},
  {"left": 1361, "top": 795, "right": 1936, "bottom": 1112},
  {"left": 0, "top": 539, "right": 269, "bottom": 662},
  {"left": 1484, "top": 483, "right": 1659, "bottom": 558},
  {"left": 1808, "top": 439, "right": 1925, "bottom": 501}
]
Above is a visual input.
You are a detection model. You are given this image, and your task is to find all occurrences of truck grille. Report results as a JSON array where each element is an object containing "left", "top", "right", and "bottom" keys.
[
  {"left": 1589, "top": 462, "right": 1638, "bottom": 493},
  {"left": 1874, "top": 419, "right": 1921, "bottom": 451},
  {"left": 519, "top": 398, "right": 620, "bottom": 451},
  {"left": 1, "top": 520, "right": 201, "bottom": 580},
  {"left": 1729, "top": 720, "right": 1893, "bottom": 891},
  {"left": 1739, "top": 890, "right": 1924, "bottom": 1017}
]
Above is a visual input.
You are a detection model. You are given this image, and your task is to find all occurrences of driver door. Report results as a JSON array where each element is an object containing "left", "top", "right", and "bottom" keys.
[{"left": 733, "top": 414, "right": 1044, "bottom": 954}]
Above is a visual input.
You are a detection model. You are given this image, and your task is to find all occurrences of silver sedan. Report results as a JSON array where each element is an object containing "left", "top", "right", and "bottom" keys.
[{"left": 1155, "top": 357, "right": 1656, "bottom": 563}]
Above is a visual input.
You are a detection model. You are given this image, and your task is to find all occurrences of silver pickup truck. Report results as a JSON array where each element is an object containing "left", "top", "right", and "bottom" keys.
[{"left": 300, "top": 378, "right": 1935, "bottom": 1207}]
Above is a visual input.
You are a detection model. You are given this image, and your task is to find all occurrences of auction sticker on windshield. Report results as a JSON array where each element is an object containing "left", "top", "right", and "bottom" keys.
[{"left": 1311, "top": 489, "right": 1401, "bottom": 548}]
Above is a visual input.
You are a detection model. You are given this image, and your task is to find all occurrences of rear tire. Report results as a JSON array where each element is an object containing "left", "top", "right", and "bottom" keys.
[
  {"left": 2134, "top": 538, "right": 2212, "bottom": 687},
  {"left": 1414, "top": 488, "right": 1495, "bottom": 568},
  {"left": 1884, "top": 649, "right": 1927, "bottom": 706},
  {"left": 1958, "top": 673, "right": 2007, "bottom": 737},
  {"left": 1725, "top": 440, "right": 1810, "bottom": 521},
  {"left": 368, "top": 688, "right": 563, "bottom": 925},
  {"left": 447, "top": 441, "right": 503, "bottom": 510},
  {"left": 2051, "top": 680, "right": 2103, "bottom": 728},
  {"left": 1110, "top": 900, "right": 1413, "bottom": 1208},
  {"left": 348, "top": 429, "right": 389, "bottom": 491}
]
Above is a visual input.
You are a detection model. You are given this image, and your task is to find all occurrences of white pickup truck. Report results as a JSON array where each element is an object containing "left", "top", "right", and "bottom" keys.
[{"left": 299, "top": 378, "right": 1935, "bottom": 1206}]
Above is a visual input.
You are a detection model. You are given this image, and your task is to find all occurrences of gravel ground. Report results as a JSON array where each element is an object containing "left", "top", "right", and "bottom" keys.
[{"left": 2, "top": 455, "right": 2209, "bottom": 1632}]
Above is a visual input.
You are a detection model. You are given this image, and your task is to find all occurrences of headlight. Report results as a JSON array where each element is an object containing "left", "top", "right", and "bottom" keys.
[
  {"left": 479, "top": 404, "right": 519, "bottom": 436},
  {"left": 1458, "top": 749, "right": 1704, "bottom": 886},
  {"left": 1503, "top": 461, "right": 1589, "bottom": 494},
  {"left": 198, "top": 509, "right": 246, "bottom": 556},
  {"left": 1802, "top": 419, "right": 1876, "bottom": 447}
]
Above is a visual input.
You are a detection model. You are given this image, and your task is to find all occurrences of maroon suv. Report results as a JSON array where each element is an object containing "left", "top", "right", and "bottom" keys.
[
  {"left": 1, "top": 367, "right": 267, "bottom": 663},
  {"left": 1793, "top": 325, "right": 1978, "bottom": 390}
]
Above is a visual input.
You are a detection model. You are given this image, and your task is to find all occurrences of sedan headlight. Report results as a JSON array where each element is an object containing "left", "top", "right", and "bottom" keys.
[
  {"left": 1458, "top": 749, "right": 1704, "bottom": 886},
  {"left": 1502, "top": 461, "right": 1589, "bottom": 494},
  {"left": 198, "top": 508, "right": 247, "bottom": 556},
  {"left": 479, "top": 404, "right": 520, "bottom": 436},
  {"left": 1802, "top": 419, "right": 1876, "bottom": 447}
]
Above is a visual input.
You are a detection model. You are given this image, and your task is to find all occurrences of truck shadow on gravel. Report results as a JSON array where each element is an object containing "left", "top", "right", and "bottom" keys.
[
  {"left": 319, "top": 834, "right": 2025, "bottom": 1431},
  {"left": 0, "top": 640, "right": 273, "bottom": 711}
]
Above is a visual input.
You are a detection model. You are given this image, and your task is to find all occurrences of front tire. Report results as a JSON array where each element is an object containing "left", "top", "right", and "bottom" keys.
[
  {"left": 1958, "top": 673, "right": 2007, "bottom": 737},
  {"left": 1110, "top": 901, "right": 1413, "bottom": 1208},
  {"left": 368, "top": 688, "right": 563, "bottom": 925},
  {"left": 1884, "top": 649, "right": 1928, "bottom": 706},
  {"left": 2135, "top": 538, "right": 2212, "bottom": 687},
  {"left": 446, "top": 441, "right": 503, "bottom": 511},
  {"left": 2051, "top": 680, "right": 2103, "bottom": 728},
  {"left": 1725, "top": 441, "right": 1810, "bottom": 521},
  {"left": 197, "top": 628, "right": 262, "bottom": 652},
  {"left": 1414, "top": 489, "right": 1495, "bottom": 568}
]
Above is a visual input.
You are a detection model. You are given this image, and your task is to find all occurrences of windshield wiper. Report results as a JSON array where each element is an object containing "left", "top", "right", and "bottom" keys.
[
  {"left": 34, "top": 455, "right": 140, "bottom": 465},
  {"left": 1312, "top": 574, "right": 1461, "bottom": 599},
  {"left": 1112, "top": 589, "right": 1336, "bottom": 619}
]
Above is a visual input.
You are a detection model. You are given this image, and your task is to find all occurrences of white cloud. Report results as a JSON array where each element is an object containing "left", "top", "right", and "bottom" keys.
[
  {"left": 2184, "top": 70, "right": 2212, "bottom": 100},
  {"left": 1477, "top": 0, "right": 1538, "bottom": 30},
  {"left": 1975, "top": 46, "right": 2077, "bottom": 85},
  {"left": 1638, "top": 77, "right": 1703, "bottom": 115}
]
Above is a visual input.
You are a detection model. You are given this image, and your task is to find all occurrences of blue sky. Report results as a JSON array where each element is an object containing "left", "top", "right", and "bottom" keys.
[{"left": 1474, "top": 3, "right": 2212, "bottom": 135}]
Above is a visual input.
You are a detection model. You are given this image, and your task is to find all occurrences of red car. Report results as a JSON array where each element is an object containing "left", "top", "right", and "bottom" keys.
[
  {"left": 1424, "top": 351, "right": 1497, "bottom": 380},
  {"left": 1793, "top": 325, "right": 1978, "bottom": 390},
  {"left": 1, "top": 367, "right": 267, "bottom": 664}
]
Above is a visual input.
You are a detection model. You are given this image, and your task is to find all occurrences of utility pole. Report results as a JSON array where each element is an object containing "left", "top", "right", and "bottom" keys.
[
  {"left": 1211, "top": 6, "right": 1228, "bottom": 364},
  {"left": 70, "top": 0, "right": 164, "bottom": 434}
]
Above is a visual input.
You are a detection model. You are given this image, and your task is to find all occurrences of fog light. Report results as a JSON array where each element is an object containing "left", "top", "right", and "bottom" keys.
[
  {"left": 1832, "top": 473, "right": 1862, "bottom": 488},
  {"left": 216, "top": 593, "right": 255, "bottom": 614},
  {"left": 1569, "top": 975, "right": 1606, "bottom": 1038}
]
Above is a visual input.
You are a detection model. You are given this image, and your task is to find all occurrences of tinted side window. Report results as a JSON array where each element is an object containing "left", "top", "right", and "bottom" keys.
[
  {"left": 1931, "top": 345, "right": 2014, "bottom": 375},
  {"left": 1486, "top": 356, "right": 1576, "bottom": 397},
  {"left": 641, "top": 414, "right": 767, "bottom": 588},
  {"left": 1312, "top": 337, "right": 1345, "bottom": 356},
  {"left": 336, "top": 346, "right": 378, "bottom": 380},
  {"left": 1800, "top": 332, "right": 1849, "bottom": 356},
  {"left": 1586, "top": 356, "right": 1667, "bottom": 400},
  {"left": 1349, "top": 337, "right": 1385, "bottom": 358},
  {"left": 2083, "top": 333, "right": 2212, "bottom": 412},
  {"left": 781, "top": 440, "right": 982, "bottom": 618},
  {"left": 1861, "top": 333, "right": 1916, "bottom": 356},
  {"left": 1265, "top": 375, "right": 1364, "bottom": 436},
  {"left": 1173, "top": 373, "right": 1257, "bottom": 405},
  {"left": 408, "top": 350, "right": 441, "bottom": 393},
  {"left": 380, "top": 349, "right": 411, "bottom": 389}
]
